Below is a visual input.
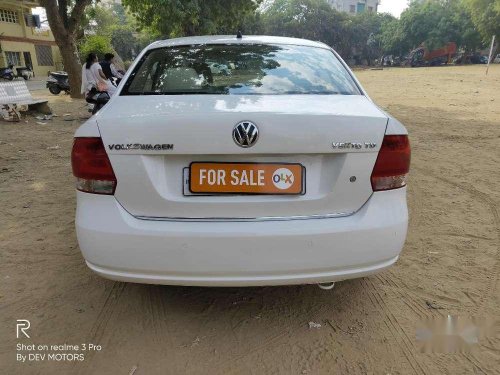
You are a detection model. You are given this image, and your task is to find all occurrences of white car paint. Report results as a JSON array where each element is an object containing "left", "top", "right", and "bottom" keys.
[
  {"left": 77, "top": 188, "right": 407, "bottom": 286},
  {"left": 74, "top": 35, "right": 409, "bottom": 286}
]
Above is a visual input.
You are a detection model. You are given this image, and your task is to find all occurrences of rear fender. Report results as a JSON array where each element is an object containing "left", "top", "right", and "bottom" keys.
[{"left": 75, "top": 118, "right": 100, "bottom": 138}]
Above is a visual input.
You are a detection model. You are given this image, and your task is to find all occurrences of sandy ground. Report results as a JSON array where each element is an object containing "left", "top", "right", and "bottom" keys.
[{"left": 1, "top": 65, "right": 499, "bottom": 374}]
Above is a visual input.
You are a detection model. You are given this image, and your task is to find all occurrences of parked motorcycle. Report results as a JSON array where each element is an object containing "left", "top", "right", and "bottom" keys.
[
  {"left": 16, "top": 67, "right": 33, "bottom": 80},
  {"left": 46, "top": 71, "right": 70, "bottom": 95},
  {"left": 0, "top": 65, "right": 15, "bottom": 81}
]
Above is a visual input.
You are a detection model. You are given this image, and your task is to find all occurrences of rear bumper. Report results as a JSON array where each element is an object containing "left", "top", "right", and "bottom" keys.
[{"left": 76, "top": 188, "right": 408, "bottom": 286}]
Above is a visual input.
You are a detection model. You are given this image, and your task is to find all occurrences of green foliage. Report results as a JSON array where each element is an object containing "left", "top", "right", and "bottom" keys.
[
  {"left": 260, "top": 0, "right": 351, "bottom": 57},
  {"left": 379, "top": 17, "right": 409, "bottom": 56},
  {"left": 110, "top": 27, "right": 138, "bottom": 61},
  {"left": 81, "top": 3, "right": 157, "bottom": 62},
  {"left": 463, "top": 0, "right": 500, "bottom": 42},
  {"left": 346, "top": 12, "right": 396, "bottom": 64},
  {"left": 122, "top": 0, "right": 262, "bottom": 37},
  {"left": 110, "top": 25, "right": 158, "bottom": 61},
  {"left": 379, "top": 0, "right": 483, "bottom": 56},
  {"left": 83, "top": 0, "right": 493, "bottom": 66},
  {"left": 79, "top": 35, "right": 113, "bottom": 61},
  {"left": 85, "top": 5, "right": 117, "bottom": 37},
  {"left": 400, "top": 0, "right": 473, "bottom": 50},
  {"left": 260, "top": 0, "right": 395, "bottom": 63},
  {"left": 256, "top": 0, "right": 486, "bottom": 61}
]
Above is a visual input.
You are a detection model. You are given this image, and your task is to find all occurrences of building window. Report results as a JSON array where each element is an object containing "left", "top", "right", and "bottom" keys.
[
  {"left": 35, "top": 45, "right": 54, "bottom": 66},
  {"left": 349, "top": 5, "right": 356, "bottom": 13},
  {"left": 368, "top": 6, "right": 373, "bottom": 12},
  {"left": 5, "top": 51, "right": 21, "bottom": 66},
  {"left": 0, "top": 8, "right": 18, "bottom": 23}
]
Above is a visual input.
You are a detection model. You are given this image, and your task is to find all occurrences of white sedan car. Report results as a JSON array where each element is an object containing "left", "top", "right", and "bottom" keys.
[{"left": 72, "top": 35, "right": 410, "bottom": 287}]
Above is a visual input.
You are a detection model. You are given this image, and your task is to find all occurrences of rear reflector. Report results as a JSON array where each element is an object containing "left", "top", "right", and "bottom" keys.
[
  {"left": 71, "top": 137, "right": 116, "bottom": 194},
  {"left": 371, "top": 135, "right": 410, "bottom": 191}
]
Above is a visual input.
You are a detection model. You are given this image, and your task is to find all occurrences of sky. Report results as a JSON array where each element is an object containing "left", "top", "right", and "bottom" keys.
[
  {"left": 32, "top": 7, "right": 46, "bottom": 20},
  {"left": 378, "top": 0, "right": 409, "bottom": 17}
]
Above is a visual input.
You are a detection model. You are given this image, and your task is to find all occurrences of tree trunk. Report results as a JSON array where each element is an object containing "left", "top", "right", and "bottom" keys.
[
  {"left": 40, "top": 0, "right": 92, "bottom": 99},
  {"left": 58, "top": 36, "right": 83, "bottom": 98}
]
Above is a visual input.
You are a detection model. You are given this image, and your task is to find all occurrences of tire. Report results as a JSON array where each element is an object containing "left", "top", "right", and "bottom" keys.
[
  {"left": 48, "top": 85, "right": 61, "bottom": 95},
  {"left": 7, "top": 75, "right": 14, "bottom": 81}
]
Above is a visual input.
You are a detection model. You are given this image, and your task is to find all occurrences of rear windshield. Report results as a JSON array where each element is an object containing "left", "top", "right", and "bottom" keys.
[{"left": 121, "top": 44, "right": 361, "bottom": 95}]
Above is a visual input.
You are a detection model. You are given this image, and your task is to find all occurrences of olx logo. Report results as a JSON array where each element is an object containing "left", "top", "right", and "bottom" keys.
[{"left": 272, "top": 168, "right": 294, "bottom": 190}]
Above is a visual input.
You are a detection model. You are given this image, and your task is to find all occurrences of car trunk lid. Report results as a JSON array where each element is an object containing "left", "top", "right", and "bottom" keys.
[{"left": 97, "top": 94, "right": 387, "bottom": 219}]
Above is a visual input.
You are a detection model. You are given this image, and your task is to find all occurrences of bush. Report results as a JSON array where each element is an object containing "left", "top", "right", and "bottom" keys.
[{"left": 79, "top": 35, "right": 114, "bottom": 62}]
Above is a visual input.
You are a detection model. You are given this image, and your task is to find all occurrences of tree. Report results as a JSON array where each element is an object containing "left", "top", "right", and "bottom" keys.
[
  {"left": 379, "top": 17, "right": 410, "bottom": 56},
  {"left": 84, "top": 4, "right": 117, "bottom": 37},
  {"left": 79, "top": 35, "right": 113, "bottom": 61},
  {"left": 449, "top": 1, "right": 483, "bottom": 51},
  {"left": 39, "top": 0, "right": 93, "bottom": 98},
  {"left": 260, "top": 0, "right": 397, "bottom": 63},
  {"left": 463, "top": 0, "right": 500, "bottom": 42},
  {"left": 260, "top": 0, "right": 351, "bottom": 58},
  {"left": 82, "top": 3, "right": 157, "bottom": 63},
  {"left": 123, "top": 0, "right": 262, "bottom": 37},
  {"left": 346, "top": 12, "right": 395, "bottom": 64},
  {"left": 381, "top": 0, "right": 483, "bottom": 57}
]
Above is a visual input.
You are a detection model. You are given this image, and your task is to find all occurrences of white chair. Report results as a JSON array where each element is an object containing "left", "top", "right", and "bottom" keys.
[{"left": 0, "top": 81, "right": 50, "bottom": 121}]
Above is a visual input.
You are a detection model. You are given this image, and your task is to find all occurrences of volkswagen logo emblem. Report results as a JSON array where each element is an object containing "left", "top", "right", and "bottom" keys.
[{"left": 233, "top": 121, "right": 259, "bottom": 148}]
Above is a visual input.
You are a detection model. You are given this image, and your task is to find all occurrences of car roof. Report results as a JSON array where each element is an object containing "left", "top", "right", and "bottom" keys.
[{"left": 148, "top": 35, "right": 331, "bottom": 50}]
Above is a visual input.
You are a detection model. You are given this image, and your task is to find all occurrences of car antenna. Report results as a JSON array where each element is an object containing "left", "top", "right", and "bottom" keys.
[{"left": 236, "top": 30, "right": 242, "bottom": 39}]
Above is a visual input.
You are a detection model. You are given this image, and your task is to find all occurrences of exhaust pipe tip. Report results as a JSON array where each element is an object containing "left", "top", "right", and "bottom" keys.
[{"left": 317, "top": 282, "right": 335, "bottom": 290}]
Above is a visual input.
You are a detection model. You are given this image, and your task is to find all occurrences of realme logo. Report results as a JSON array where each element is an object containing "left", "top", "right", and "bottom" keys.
[{"left": 16, "top": 319, "right": 30, "bottom": 338}]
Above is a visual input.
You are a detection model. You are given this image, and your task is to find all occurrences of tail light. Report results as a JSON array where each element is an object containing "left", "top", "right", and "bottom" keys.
[
  {"left": 71, "top": 137, "right": 116, "bottom": 194},
  {"left": 371, "top": 135, "right": 410, "bottom": 191}
]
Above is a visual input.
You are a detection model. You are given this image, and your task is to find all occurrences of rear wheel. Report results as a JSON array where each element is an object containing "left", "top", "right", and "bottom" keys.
[{"left": 49, "top": 85, "right": 61, "bottom": 95}]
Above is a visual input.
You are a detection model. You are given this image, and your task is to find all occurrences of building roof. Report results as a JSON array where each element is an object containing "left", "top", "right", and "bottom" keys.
[{"left": 150, "top": 35, "right": 331, "bottom": 50}]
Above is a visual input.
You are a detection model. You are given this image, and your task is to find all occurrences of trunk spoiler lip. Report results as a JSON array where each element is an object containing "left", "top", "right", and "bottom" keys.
[
  {"left": 94, "top": 95, "right": 389, "bottom": 122},
  {"left": 113, "top": 194, "right": 376, "bottom": 223},
  {"left": 134, "top": 211, "right": 356, "bottom": 223}
]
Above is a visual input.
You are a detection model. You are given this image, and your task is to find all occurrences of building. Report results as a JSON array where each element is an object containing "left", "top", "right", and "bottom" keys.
[
  {"left": 327, "top": 0, "right": 379, "bottom": 14},
  {"left": 0, "top": 0, "right": 62, "bottom": 77}
]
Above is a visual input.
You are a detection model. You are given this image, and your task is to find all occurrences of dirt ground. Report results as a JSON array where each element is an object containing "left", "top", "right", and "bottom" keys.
[{"left": 1, "top": 65, "right": 499, "bottom": 374}]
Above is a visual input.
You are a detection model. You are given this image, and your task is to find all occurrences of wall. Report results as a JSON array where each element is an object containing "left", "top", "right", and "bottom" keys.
[
  {"left": 0, "top": 1, "right": 62, "bottom": 77},
  {"left": 327, "top": 0, "right": 379, "bottom": 14},
  {"left": 0, "top": 40, "right": 62, "bottom": 77}
]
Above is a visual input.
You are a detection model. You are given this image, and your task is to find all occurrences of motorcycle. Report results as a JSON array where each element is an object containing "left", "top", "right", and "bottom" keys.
[
  {"left": 85, "top": 88, "right": 110, "bottom": 115},
  {"left": 46, "top": 71, "right": 70, "bottom": 95},
  {"left": 85, "top": 77, "right": 119, "bottom": 114},
  {"left": 0, "top": 65, "right": 15, "bottom": 81},
  {"left": 16, "top": 67, "right": 33, "bottom": 80}
]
